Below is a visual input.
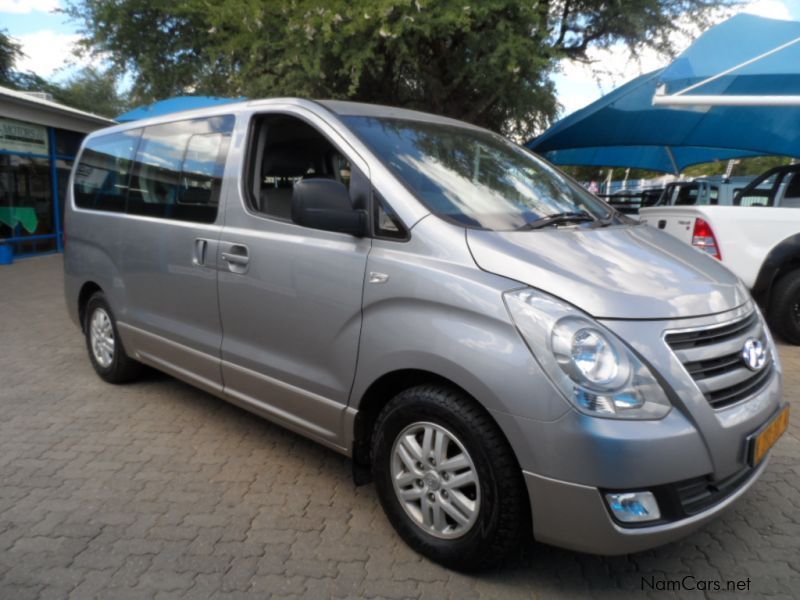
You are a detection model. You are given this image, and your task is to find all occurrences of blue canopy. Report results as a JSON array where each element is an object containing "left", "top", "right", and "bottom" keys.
[
  {"left": 659, "top": 14, "right": 800, "bottom": 95},
  {"left": 530, "top": 14, "right": 800, "bottom": 173},
  {"left": 117, "top": 96, "right": 243, "bottom": 122}
]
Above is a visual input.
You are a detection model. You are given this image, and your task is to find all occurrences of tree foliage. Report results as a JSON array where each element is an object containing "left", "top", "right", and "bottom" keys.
[
  {"left": 64, "top": 0, "right": 731, "bottom": 137},
  {"left": 52, "top": 67, "right": 130, "bottom": 117},
  {"left": 0, "top": 27, "right": 128, "bottom": 118},
  {"left": 683, "top": 155, "right": 795, "bottom": 178},
  {"left": 0, "top": 29, "right": 23, "bottom": 86},
  {"left": 563, "top": 155, "right": 796, "bottom": 184}
]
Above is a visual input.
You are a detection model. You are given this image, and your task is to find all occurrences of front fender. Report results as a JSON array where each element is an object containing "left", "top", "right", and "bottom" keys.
[{"left": 351, "top": 295, "right": 569, "bottom": 424}]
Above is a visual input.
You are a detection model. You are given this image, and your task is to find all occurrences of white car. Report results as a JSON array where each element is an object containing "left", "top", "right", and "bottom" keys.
[{"left": 639, "top": 197, "right": 800, "bottom": 344}]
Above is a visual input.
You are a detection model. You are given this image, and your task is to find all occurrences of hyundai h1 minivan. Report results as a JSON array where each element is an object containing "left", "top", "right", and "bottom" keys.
[{"left": 64, "top": 99, "right": 788, "bottom": 570}]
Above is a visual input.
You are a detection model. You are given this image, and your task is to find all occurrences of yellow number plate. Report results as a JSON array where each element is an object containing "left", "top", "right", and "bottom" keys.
[{"left": 749, "top": 406, "right": 790, "bottom": 466}]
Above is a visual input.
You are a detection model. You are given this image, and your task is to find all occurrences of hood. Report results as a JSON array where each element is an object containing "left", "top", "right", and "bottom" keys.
[{"left": 467, "top": 224, "right": 749, "bottom": 320}]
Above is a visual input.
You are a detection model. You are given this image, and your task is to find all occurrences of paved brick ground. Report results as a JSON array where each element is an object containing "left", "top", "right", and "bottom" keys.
[{"left": 0, "top": 255, "right": 798, "bottom": 599}]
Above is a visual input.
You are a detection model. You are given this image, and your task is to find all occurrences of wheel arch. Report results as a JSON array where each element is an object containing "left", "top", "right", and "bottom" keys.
[
  {"left": 752, "top": 233, "right": 800, "bottom": 308},
  {"left": 350, "top": 367, "right": 516, "bottom": 487},
  {"left": 77, "top": 281, "right": 103, "bottom": 331}
]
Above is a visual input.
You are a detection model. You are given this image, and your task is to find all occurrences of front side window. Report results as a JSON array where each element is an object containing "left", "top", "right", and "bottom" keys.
[
  {"left": 248, "top": 114, "right": 367, "bottom": 221},
  {"left": 342, "top": 116, "right": 613, "bottom": 231}
]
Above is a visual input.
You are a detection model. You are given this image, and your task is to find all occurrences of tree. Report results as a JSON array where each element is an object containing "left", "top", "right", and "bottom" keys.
[
  {"left": 63, "top": 0, "right": 733, "bottom": 138},
  {"left": 0, "top": 30, "right": 59, "bottom": 95},
  {"left": 51, "top": 67, "right": 129, "bottom": 118},
  {"left": 0, "top": 26, "right": 125, "bottom": 118},
  {"left": 0, "top": 29, "right": 23, "bottom": 86}
]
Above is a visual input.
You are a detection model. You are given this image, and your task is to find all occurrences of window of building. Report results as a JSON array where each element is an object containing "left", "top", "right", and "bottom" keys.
[
  {"left": 0, "top": 154, "right": 55, "bottom": 253},
  {"left": 54, "top": 128, "right": 84, "bottom": 157}
]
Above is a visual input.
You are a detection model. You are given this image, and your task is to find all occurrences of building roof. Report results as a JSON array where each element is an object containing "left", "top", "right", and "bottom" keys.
[{"left": 0, "top": 84, "right": 115, "bottom": 134}]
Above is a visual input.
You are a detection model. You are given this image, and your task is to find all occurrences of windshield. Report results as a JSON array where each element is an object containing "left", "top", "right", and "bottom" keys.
[{"left": 342, "top": 116, "right": 613, "bottom": 231}]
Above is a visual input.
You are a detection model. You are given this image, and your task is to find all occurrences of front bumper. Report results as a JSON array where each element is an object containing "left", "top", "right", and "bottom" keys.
[{"left": 523, "top": 456, "right": 769, "bottom": 555}]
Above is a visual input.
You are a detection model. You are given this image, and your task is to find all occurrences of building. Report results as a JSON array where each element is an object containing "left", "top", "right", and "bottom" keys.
[{"left": 0, "top": 85, "right": 114, "bottom": 260}]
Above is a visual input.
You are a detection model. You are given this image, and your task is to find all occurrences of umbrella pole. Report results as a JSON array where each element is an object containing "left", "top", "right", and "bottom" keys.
[{"left": 665, "top": 147, "right": 680, "bottom": 177}]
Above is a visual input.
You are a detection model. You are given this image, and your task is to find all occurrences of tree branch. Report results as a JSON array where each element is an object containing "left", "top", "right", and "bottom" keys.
[{"left": 554, "top": 0, "right": 571, "bottom": 47}]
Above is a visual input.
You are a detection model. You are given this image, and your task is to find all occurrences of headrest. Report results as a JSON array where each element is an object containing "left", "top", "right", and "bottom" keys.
[{"left": 262, "top": 146, "right": 315, "bottom": 177}]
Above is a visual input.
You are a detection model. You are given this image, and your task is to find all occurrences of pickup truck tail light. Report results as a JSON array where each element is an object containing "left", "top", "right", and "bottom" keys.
[{"left": 692, "top": 218, "right": 721, "bottom": 260}]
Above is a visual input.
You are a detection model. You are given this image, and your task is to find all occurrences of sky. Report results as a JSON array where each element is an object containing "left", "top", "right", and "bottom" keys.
[{"left": 1, "top": 0, "right": 800, "bottom": 116}]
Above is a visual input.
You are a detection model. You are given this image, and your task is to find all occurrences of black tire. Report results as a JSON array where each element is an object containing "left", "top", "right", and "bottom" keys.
[
  {"left": 768, "top": 269, "right": 800, "bottom": 345},
  {"left": 84, "top": 292, "right": 142, "bottom": 383},
  {"left": 371, "top": 384, "right": 529, "bottom": 571}
]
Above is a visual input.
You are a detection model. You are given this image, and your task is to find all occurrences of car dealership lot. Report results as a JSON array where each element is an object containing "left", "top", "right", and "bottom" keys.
[{"left": 1, "top": 255, "right": 798, "bottom": 599}]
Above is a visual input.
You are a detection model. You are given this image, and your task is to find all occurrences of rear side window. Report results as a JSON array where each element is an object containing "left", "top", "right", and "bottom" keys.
[
  {"left": 74, "top": 129, "right": 141, "bottom": 212},
  {"left": 128, "top": 115, "right": 234, "bottom": 223},
  {"left": 73, "top": 115, "right": 234, "bottom": 223}
]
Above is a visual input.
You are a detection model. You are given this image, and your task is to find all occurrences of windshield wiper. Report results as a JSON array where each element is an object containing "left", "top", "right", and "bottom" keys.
[{"left": 520, "top": 211, "right": 595, "bottom": 230}]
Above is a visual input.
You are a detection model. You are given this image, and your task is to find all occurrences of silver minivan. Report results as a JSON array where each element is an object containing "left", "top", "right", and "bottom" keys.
[{"left": 64, "top": 99, "right": 788, "bottom": 570}]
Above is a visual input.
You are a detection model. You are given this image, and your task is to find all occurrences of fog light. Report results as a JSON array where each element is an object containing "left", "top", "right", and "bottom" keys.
[{"left": 605, "top": 491, "right": 661, "bottom": 523}]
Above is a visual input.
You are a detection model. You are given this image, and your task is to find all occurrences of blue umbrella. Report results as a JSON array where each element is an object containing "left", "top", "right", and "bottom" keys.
[
  {"left": 117, "top": 96, "right": 244, "bottom": 122},
  {"left": 530, "top": 14, "right": 800, "bottom": 173},
  {"left": 656, "top": 14, "right": 800, "bottom": 105},
  {"left": 529, "top": 69, "right": 764, "bottom": 173}
]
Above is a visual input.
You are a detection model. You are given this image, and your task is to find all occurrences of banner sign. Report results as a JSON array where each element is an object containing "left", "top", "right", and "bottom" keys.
[{"left": 0, "top": 118, "right": 49, "bottom": 155}]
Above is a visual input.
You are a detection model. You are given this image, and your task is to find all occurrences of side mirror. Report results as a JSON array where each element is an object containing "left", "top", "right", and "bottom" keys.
[{"left": 291, "top": 179, "right": 366, "bottom": 236}]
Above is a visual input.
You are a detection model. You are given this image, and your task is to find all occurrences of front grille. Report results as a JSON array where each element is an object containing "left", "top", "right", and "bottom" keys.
[
  {"left": 665, "top": 311, "right": 772, "bottom": 409},
  {"left": 665, "top": 312, "right": 758, "bottom": 350},
  {"left": 705, "top": 364, "right": 774, "bottom": 407},
  {"left": 673, "top": 467, "right": 755, "bottom": 516}
]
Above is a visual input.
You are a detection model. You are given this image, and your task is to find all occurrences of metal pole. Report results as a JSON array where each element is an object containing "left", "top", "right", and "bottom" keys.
[
  {"left": 665, "top": 146, "right": 680, "bottom": 176},
  {"left": 666, "top": 34, "right": 800, "bottom": 99},
  {"left": 48, "top": 127, "right": 63, "bottom": 253},
  {"left": 653, "top": 94, "right": 800, "bottom": 107}
]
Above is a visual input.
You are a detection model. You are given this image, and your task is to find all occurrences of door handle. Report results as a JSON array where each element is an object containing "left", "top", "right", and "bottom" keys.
[
  {"left": 192, "top": 238, "right": 208, "bottom": 266},
  {"left": 220, "top": 244, "right": 250, "bottom": 272},
  {"left": 221, "top": 251, "right": 249, "bottom": 265}
]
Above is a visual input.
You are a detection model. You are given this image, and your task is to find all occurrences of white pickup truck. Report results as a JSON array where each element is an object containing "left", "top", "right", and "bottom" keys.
[{"left": 640, "top": 166, "right": 800, "bottom": 344}]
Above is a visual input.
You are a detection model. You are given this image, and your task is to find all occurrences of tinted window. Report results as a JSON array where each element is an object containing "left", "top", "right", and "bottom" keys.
[
  {"left": 74, "top": 129, "right": 141, "bottom": 212},
  {"left": 128, "top": 115, "right": 233, "bottom": 222},
  {"left": 54, "top": 128, "right": 85, "bottom": 157},
  {"left": 343, "top": 116, "right": 611, "bottom": 231}
]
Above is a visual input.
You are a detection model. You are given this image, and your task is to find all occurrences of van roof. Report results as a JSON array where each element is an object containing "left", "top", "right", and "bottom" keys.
[
  {"left": 315, "top": 100, "right": 483, "bottom": 130},
  {"left": 87, "top": 97, "right": 486, "bottom": 139}
]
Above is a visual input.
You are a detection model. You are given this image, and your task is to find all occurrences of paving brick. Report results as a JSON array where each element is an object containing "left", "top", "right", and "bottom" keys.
[
  {"left": 136, "top": 569, "right": 195, "bottom": 592},
  {"left": 0, "top": 253, "right": 797, "bottom": 600}
]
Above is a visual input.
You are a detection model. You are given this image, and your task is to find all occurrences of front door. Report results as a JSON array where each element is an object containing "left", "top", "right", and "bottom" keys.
[{"left": 217, "top": 111, "right": 371, "bottom": 449}]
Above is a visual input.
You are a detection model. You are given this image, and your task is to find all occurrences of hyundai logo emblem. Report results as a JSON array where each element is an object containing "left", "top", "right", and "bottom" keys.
[{"left": 741, "top": 338, "right": 767, "bottom": 371}]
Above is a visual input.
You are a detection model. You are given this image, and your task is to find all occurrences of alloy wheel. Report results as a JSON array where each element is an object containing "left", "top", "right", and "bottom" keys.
[
  {"left": 89, "top": 307, "right": 115, "bottom": 368},
  {"left": 390, "top": 421, "right": 480, "bottom": 539}
]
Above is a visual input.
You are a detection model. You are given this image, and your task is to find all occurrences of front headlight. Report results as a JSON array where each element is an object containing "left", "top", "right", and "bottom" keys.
[{"left": 504, "top": 288, "right": 671, "bottom": 419}]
